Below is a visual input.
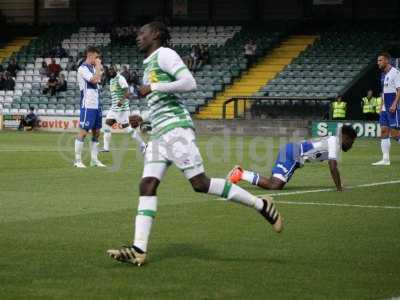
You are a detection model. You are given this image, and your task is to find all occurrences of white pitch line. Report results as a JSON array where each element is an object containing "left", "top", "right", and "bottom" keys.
[
  {"left": 215, "top": 179, "right": 400, "bottom": 210},
  {"left": 275, "top": 200, "right": 400, "bottom": 210},
  {"left": 0, "top": 148, "right": 138, "bottom": 152},
  {"left": 256, "top": 179, "right": 400, "bottom": 198}
]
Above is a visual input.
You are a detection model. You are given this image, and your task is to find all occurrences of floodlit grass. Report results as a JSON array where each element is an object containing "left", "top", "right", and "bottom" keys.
[{"left": 0, "top": 131, "right": 399, "bottom": 299}]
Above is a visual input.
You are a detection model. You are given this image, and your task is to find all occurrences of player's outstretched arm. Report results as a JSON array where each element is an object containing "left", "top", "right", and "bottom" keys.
[{"left": 328, "top": 159, "right": 342, "bottom": 191}]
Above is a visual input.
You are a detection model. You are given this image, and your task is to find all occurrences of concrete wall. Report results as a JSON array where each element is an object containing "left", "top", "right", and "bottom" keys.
[{"left": 193, "top": 119, "right": 311, "bottom": 137}]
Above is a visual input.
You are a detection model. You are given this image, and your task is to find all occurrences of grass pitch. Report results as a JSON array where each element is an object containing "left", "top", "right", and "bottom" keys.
[{"left": 0, "top": 131, "right": 399, "bottom": 299}]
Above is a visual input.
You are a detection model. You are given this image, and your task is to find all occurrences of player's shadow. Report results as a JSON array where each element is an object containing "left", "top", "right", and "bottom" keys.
[{"left": 152, "top": 243, "right": 286, "bottom": 264}]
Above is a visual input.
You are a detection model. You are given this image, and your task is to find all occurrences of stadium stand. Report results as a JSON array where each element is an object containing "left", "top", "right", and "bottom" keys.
[
  {"left": 0, "top": 24, "right": 390, "bottom": 120},
  {"left": 248, "top": 27, "right": 386, "bottom": 120},
  {"left": 1, "top": 25, "right": 250, "bottom": 117}
]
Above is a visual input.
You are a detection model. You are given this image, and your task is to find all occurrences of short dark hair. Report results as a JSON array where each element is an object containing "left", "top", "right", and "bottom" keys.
[
  {"left": 379, "top": 52, "right": 391, "bottom": 60},
  {"left": 29, "top": 106, "right": 34, "bottom": 111},
  {"left": 342, "top": 125, "right": 357, "bottom": 139},
  {"left": 86, "top": 46, "right": 101, "bottom": 55},
  {"left": 147, "top": 21, "right": 171, "bottom": 47}
]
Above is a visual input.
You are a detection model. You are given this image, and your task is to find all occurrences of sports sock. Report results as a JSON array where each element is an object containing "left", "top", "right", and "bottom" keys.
[
  {"left": 242, "top": 170, "right": 260, "bottom": 185},
  {"left": 381, "top": 138, "right": 390, "bottom": 161},
  {"left": 133, "top": 196, "right": 157, "bottom": 252},
  {"left": 208, "top": 178, "right": 264, "bottom": 211},
  {"left": 91, "top": 137, "right": 99, "bottom": 161},
  {"left": 74, "top": 137, "right": 84, "bottom": 162},
  {"left": 103, "top": 125, "right": 112, "bottom": 151}
]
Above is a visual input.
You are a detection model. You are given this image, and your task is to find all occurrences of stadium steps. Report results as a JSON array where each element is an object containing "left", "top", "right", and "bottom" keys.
[
  {"left": 0, "top": 37, "right": 34, "bottom": 63},
  {"left": 196, "top": 35, "right": 318, "bottom": 119}
]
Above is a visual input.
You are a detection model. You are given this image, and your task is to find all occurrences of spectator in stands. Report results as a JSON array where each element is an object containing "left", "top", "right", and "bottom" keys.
[
  {"left": 56, "top": 74, "right": 67, "bottom": 93},
  {"left": 48, "top": 58, "right": 61, "bottom": 77},
  {"left": 18, "top": 107, "right": 38, "bottom": 131},
  {"left": 130, "top": 71, "right": 140, "bottom": 86},
  {"left": 6, "top": 58, "right": 21, "bottom": 78},
  {"left": 200, "top": 44, "right": 210, "bottom": 65},
  {"left": 39, "top": 61, "right": 49, "bottom": 76},
  {"left": 53, "top": 44, "right": 68, "bottom": 58},
  {"left": 244, "top": 40, "right": 257, "bottom": 67},
  {"left": 66, "top": 56, "right": 77, "bottom": 71},
  {"left": 42, "top": 73, "right": 58, "bottom": 96},
  {"left": 121, "top": 65, "right": 131, "bottom": 82},
  {"left": 187, "top": 45, "right": 201, "bottom": 71},
  {"left": 361, "top": 89, "right": 376, "bottom": 121},
  {"left": 3, "top": 71, "right": 15, "bottom": 91},
  {"left": 0, "top": 64, "right": 4, "bottom": 72},
  {"left": 126, "top": 71, "right": 141, "bottom": 99},
  {"left": 102, "top": 65, "right": 110, "bottom": 85},
  {"left": 331, "top": 96, "right": 347, "bottom": 120}
]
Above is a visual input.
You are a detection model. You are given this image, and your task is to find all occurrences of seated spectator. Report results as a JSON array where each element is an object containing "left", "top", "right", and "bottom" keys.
[
  {"left": 39, "top": 61, "right": 49, "bottom": 76},
  {"left": 6, "top": 58, "right": 21, "bottom": 78},
  {"left": 0, "top": 72, "right": 4, "bottom": 90},
  {"left": 56, "top": 74, "right": 67, "bottom": 93},
  {"left": 3, "top": 72, "right": 15, "bottom": 91},
  {"left": 52, "top": 44, "right": 68, "bottom": 58},
  {"left": 66, "top": 56, "right": 77, "bottom": 71},
  {"left": 43, "top": 74, "right": 58, "bottom": 96},
  {"left": 200, "top": 44, "right": 210, "bottom": 65},
  {"left": 48, "top": 58, "right": 61, "bottom": 77},
  {"left": 187, "top": 45, "right": 201, "bottom": 71},
  {"left": 102, "top": 65, "right": 110, "bottom": 85},
  {"left": 18, "top": 107, "right": 38, "bottom": 131},
  {"left": 130, "top": 71, "right": 140, "bottom": 86},
  {"left": 121, "top": 65, "right": 131, "bottom": 81},
  {"left": 244, "top": 40, "right": 257, "bottom": 67}
]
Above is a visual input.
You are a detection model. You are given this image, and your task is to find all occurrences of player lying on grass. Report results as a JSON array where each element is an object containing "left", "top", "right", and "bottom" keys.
[
  {"left": 102, "top": 66, "right": 146, "bottom": 154},
  {"left": 227, "top": 125, "right": 357, "bottom": 192},
  {"left": 106, "top": 21, "right": 283, "bottom": 266}
]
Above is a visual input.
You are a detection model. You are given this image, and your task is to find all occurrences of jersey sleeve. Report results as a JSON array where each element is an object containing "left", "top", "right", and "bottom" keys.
[
  {"left": 158, "top": 48, "right": 188, "bottom": 78},
  {"left": 118, "top": 75, "right": 129, "bottom": 89},
  {"left": 395, "top": 70, "right": 400, "bottom": 89},
  {"left": 327, "top": 136, "right": 339, "bottom": 160},
  {"left": 78, "top": 65, "right": 93, "bottom": 82}
]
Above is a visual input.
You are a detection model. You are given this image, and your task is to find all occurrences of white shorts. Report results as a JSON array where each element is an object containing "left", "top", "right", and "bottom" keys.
[
  {"left": 105, "top": 110, "right": 130, "bottom": 125},
  {"left": 142, "top": 127, "right": 204, "bottom": 180}
]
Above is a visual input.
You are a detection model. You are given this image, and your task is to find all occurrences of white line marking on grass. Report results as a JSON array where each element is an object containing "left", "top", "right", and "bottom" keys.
[
  {"left": 216, "top": 180, "right": 400, "bottom": 210},
  {"left": 257, "top": 180, "right": 400, "bottom": 198},
  {"left": 275, "top": 200, "right": 400, "bottom": 210},
  {"left": 0, "top": 148, "right": 138, "bottom": 152}
]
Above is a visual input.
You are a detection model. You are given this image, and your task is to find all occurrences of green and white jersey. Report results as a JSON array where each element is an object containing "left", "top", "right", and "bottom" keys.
[
  {"left": 142, "top": 47, "right": 194, "bottom": 138},
  {"left": 109, "top": 73, "right": 129, "bottom": 112}
]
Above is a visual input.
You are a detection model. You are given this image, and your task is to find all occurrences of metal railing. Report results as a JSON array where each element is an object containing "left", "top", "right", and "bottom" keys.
[{"left": 222, "top": 96, "right": 334, "bottom": 119}]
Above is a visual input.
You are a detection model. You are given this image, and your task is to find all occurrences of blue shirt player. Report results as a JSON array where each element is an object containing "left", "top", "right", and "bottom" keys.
[
  {"left": 372, "top": 52, "right": 400, "bottom": 166},
  {"left": 228, "top": 125, "right": 357, "bottom": 192},
  {"left": 74, "top": 46, "right": 106, "bottom": 168}
]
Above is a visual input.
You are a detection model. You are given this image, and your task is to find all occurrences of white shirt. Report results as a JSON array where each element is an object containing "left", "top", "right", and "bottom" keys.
[
  {"left": 77, "top": 63, "right": 100, "bottom": 109},
  {"left": 383, "top": 66, "right": 400, "bottom": 94},
  {"left": 301, "top": 136, "right": 339, "bottom": 164}
]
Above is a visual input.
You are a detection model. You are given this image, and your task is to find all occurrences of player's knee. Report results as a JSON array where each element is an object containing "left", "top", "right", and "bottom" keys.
[
  {"left": 105, "top": 119, "right": 115, "bottom": 127},
  {"left": 139, "top": 177, "right": 159, "bottom": 196},
  {"left": 190, "top": 175, "right": 210, "bottom": 193}
]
